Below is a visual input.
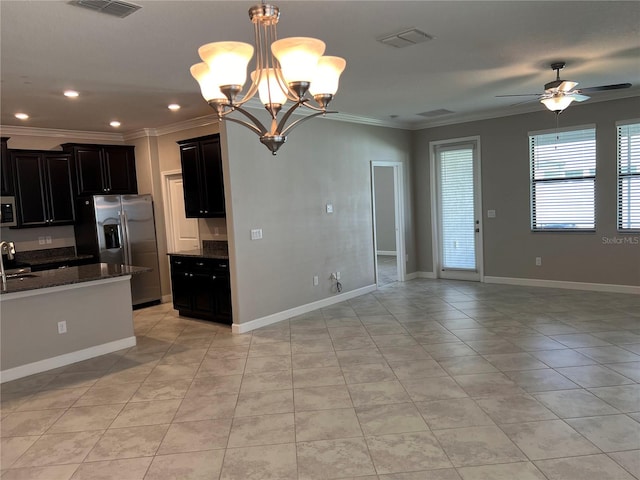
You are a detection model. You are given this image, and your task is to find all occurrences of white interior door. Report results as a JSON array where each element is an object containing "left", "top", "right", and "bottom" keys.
[
  {"left": 432, "top": 139, "right": 482, "bottom": 281},
  {"left": 164, "top": 172, "right": 200, "bottom": 252}
]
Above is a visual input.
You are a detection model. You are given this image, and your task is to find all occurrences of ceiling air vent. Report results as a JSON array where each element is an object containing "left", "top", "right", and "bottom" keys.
[
  {"left": 70, "top": 0, "right": 141, "bottom": 18},
  {"left": 417, "top": 109, "right": 454, "bottom": 118},
  {"left": 378, "top": 28, "right": 434, "bottom": 48}
]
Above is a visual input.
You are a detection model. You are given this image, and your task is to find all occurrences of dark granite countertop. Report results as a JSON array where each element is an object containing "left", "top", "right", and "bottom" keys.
[
  {"left": 1, "top": 263, "right": 149, "bottom": 295},
  {"left": 25, "top": 254, "right": 94, "bottom": 267},
  {"left": 168, "top": 248, "right": 229, "bottom": 260}
]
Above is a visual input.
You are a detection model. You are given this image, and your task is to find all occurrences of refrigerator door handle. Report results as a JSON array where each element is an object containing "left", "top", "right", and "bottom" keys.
[{"left": 120, "top": 211, "right": 131, "bottom": 265}]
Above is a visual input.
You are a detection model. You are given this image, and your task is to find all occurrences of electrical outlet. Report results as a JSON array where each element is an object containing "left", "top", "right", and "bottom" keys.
[
  {"left": 313, "top": 275, "right": 319, "bottom": 286},
  {"left": 250, "top": 228, "right": 263, "bottom": 240},
  {"left": 536, "top": 257, "right": 542, "bottom": 266},
  {"left": 326, "top": 203, "right": 333, "bottom": 214},
  {"left": 336, "top": 271, "right": 341, "bottom": 280},
  {"left": 38, "top": 236, "right": 46, "bottom": 245},
  {"left": 45, "top": 236, "right": 52, "bottom": 244},
  {"left": 57, "top": 321, "right": 67, "bottom": 334}
]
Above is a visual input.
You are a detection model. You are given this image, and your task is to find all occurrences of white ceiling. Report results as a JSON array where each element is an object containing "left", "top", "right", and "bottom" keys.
[{"left": 1, "top": 0, "right": 639, "bottom": 134}]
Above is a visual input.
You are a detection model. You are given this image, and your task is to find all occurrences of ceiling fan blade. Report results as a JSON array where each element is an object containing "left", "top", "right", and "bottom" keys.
[
  {"left": 558, "top": 80, "right": 578, "bottom": 92},
  {"left": 571, "top": 94, "right": 590, "bottom": 102},
  {"left": 509, "top": 98, "right": 540, "bottom": 107},
  {"left": 495, "top": 93, "right": 541, "bottom": 98},
  {"left": 578, "top": 83, "right": 632, "bottom": 93}
]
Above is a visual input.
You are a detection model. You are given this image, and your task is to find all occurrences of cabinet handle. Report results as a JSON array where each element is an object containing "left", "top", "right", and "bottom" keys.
[
  {"left": 184, "top": 272, "right": 189, "bottom": 277},
  {"left": 175, "top": 261, "right": 182, "bottom": 265},
  {"left": 196, "top": 262, "right": 204, "bottom": 266},
  {"left": 211, "top": 275, "right": 216, "bottom": 280},
  {"left": 190, "top": 273, "right": 194, "bottom": 277},
  {"left": 219, "top": 264, "right": 228, "bottom": 268},
  {"left": 204, "top": 210, "right": 208, "bottom": 214}
]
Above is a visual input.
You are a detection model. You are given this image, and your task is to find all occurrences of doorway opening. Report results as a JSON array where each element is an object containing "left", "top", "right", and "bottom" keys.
[
  {"left": 430, "top": 137, "right": 483, "bottom": 281},
  {"left": 371, "top": 161, "right": 406, "bottom": 287}
]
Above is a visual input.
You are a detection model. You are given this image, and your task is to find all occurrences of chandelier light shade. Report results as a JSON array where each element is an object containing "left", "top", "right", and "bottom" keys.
[
  {"left": 541, "top": 94, "right": 575, "bottom": 113},
  {"left": 190, "top": 2, "right": 346, "bottom": 154}
]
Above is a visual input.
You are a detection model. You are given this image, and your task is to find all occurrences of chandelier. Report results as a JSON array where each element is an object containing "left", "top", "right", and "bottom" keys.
[{"left": 190, "top": 2, "right": 346, "bottom": 155}]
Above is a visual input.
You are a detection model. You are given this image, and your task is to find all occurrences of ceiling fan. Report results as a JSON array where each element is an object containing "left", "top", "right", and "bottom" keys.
[{"left": 497, "top": 62, "right": 632, "bottom": 113}]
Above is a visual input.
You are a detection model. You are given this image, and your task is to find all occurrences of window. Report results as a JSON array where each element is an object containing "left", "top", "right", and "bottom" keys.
[
  {"left": 617, "top": 122, "right": 640, "bottom": 231},
  {"left": 529, "top": 127, "right": 596, "bottom": 231}
]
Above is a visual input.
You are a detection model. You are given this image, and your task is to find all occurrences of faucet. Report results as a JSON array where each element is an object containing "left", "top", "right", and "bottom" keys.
[{"left": 0, "top": 241, "right": 16, "bottom": 291}]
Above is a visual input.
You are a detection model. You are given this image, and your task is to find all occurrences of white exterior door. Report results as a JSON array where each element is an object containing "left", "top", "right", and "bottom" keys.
[{"left": 432, "top": 139, "right": 483, "bottom": 281}]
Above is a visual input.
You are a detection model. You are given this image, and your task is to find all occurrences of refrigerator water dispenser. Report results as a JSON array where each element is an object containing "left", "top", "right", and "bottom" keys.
[{"left": 103, "top": 224, "right": 121, "bottom": 250}]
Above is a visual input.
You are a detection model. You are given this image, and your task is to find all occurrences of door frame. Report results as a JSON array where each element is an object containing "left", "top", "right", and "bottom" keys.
[
  {"left": 371, "top": 161, "right": 406, "bottom": 285},
  {"left": 161, "top": 169, "right": 200, "bottom": 253},
  {"left": 429, "top": 136, "right": 484, "bottom": 282}
]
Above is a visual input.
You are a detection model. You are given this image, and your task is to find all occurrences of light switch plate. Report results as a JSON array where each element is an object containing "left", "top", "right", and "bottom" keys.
[
  {"left": 326, "top": 203, "right": 334, "bottom": 214},
  {"left": 250, "top": 228, "right": 263, "bottom": 240},
  {"left": 487, "top": 210, "right": 496, "bottom": 218}
]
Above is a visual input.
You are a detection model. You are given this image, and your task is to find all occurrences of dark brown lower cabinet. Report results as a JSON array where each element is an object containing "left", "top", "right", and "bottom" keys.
[{"left": 169, "top": 255, "right": 231, "bottom": 324}]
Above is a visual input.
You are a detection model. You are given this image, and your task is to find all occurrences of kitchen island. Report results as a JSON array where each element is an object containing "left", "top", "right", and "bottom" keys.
[{"left": 0, "top": 263, "right": 148, "bottom": 382}]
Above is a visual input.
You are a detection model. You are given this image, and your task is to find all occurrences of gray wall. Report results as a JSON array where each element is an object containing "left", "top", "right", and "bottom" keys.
[
  {"left": 374, "top": 166, "right": 396, "bottom": 253},
  {"left": 413, "top": 96, "right": 640, "bottom": 286},
  {"left": 222, "top": 119, "right": 413, "bottom": 325}
]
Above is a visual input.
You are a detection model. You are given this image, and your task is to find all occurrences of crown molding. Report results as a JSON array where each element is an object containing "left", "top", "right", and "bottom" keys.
[{"left": 0, "top": 125, "right": 125, "bottom": 142}]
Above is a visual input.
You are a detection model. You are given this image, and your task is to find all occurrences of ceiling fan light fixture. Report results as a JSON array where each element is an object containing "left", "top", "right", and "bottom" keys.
[{"left": 541, "top": 95, "right": 575, "bottom": 113}]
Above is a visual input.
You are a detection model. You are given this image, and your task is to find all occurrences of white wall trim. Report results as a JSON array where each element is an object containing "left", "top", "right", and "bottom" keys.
[
  {"left": 415, "top": 271, "right": 437, "bottom": 279},
  {"left": 0, "top": 336, "right": 137, "bottom": 383},
  {"left": 162, "top": 294, "right": 173, "bottom": 304},
  {"left": 376, "top": 250, "right": 397, "bottom": 256},
  {"left": 0, "top": 125, "right": 124, "bottom": 142},
  {"left": 232, "top": 284, "right": 377, "bottom": 334},
  {"left": 484, "top": 276, "right": 640, "bottom": 295}
]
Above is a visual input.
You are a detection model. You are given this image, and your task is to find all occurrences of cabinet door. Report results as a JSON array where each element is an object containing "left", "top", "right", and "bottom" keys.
[
  {"left": 44, "top": 154, "right": 75, "bottom": 225},
  {"left": 74, "top": 147, "right": 105, "bottom": 195},
  {"left": 200, "top": 137, "right": 225, "bottom": 217},
  {"left": 191, "top": 272, "right": 217, "bottom": 316},
  {"left": 1, "top": 138, "right": 12, "bottom": 196},
  {"left": 12, "top": 152, "right": 48, "bottom": 226},
  {"left": 103, "top": 146, "right": 137, "bottom": 194},
  {"left": 212, "top": 274, "right": 232, "bottom": 323},
  {"left": 179, "top": 142, "right": 204, "bottom": 217},
  {"left": 171, "top": 272, "right": 193, "bottom": 311}
]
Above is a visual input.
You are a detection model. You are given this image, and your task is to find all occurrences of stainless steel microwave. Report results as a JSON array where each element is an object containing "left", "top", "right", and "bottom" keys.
[{"left": 0, "top": 196, "right": 17, "bottom": 227}]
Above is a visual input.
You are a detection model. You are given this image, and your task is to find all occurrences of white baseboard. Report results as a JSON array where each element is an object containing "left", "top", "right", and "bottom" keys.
[
  {"left": 413, "top": 271, "right": 437, "bottom": 279},
  {"left": 0, "top": 336, "right": 137, "bottom": 383},
  {"left": 484, "top": 276, "right": 640, "bottom": 295},
  {"left": 376, "top": 250, "right": 397, "bottom": 256},
  {"left": 161, "top": 294, "right": 173, "bottom": 304},
  {"left": 232, "top": 284, "right": 377, "bottom": 334}
]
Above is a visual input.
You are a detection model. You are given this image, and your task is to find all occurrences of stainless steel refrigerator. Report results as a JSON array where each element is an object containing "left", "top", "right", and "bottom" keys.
[{"left": 74, "top": 194, "right": 162, "bottom": 306}]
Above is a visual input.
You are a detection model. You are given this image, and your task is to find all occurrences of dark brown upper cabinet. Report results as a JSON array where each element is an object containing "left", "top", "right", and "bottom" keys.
[
  {"left": 62, "top": 143, "right": 137, "bottom": 196},
  {"left": 177, "top": 134, "right": 225, "bottom": 218},
  {"left": 11, "top": 151, "right": 75, "bottom": 227},
  {"left": 1, "top": 137, "right": 12, "bottom": 196}
]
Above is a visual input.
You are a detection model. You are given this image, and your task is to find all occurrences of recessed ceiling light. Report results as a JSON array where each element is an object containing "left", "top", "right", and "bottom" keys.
[
  {"left": 168, "top": 104, "right": 181, "bottom": 111},
  {"left": 15, "top": 113, "right": 29, "bottom": 120},
  {"left": 64, "top": 90, "right": 79, "bottom": 98},
  {"left": 110, "top": 121, "right": 121, "bottom": 127}
]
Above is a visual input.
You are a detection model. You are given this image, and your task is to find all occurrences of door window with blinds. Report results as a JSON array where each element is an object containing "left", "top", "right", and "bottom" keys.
[
  {"left": 529, "top": 126, "right": 596, "bottom": 231},
  {"left": 436, "top": 145, "right": 477, "bottom": 270},
  {"left": 617, "top": 122, "right": 640, "bottom": 231}
]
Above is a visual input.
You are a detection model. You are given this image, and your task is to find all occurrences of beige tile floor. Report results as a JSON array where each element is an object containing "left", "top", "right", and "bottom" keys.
[{"left": 1, "top": 279, "right": 639, "bottom": 479}]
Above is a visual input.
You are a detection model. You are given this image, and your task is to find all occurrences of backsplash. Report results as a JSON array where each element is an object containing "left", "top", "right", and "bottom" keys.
[
  {"left": 202, "top": 240, "right": 228, "bottom": 257},
  {"left": 0, "top": 225, "right": 75, "bottom": 252}
]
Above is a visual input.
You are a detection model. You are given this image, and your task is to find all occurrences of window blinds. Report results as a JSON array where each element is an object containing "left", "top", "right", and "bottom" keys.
[
  {"left": 438, "top": 146, "right": 476, "bottom": 269},
  {"left": 617, "top": 123, "right": 640, "bottom": 231},
  {"left": 529, "top": 127, "right": 596, "bottom": 230}
]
